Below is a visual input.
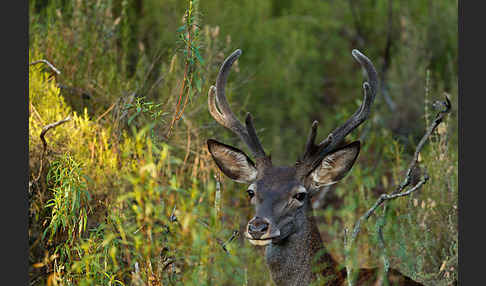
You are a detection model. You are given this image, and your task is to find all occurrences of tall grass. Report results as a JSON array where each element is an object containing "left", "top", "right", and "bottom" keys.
[
  {"left": 29, "top": 0, "right": 457, "bottom": 285},
  {"left": 43, "top": 155, "right": 90, "bottom": 262}
]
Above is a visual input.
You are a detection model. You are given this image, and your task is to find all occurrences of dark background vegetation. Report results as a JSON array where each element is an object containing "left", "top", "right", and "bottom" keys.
[{"left": 28, "top": 0, "right": 457, "bottom": 285}]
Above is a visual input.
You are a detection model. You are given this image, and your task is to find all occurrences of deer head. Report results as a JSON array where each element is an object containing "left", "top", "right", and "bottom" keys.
[{"left": 207, "top": 49, "right": 377, "bottom": 247}]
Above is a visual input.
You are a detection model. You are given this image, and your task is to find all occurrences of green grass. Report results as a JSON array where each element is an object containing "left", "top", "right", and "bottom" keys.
[{"left": 28, "top": 0, "right": 457, "bottom": 285}]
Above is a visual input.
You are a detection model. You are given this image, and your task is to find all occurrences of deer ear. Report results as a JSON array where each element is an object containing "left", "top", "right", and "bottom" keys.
[
  {"left": 308, "top": 141, "right": 360, "bottom": 189},
  {"left": 207, "top": 139, "right": 258, "bottom": 183}
]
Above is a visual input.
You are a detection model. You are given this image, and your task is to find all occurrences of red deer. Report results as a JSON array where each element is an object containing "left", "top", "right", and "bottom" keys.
[{"left": 207, "top": 49, "right": 423, "bottom": 286}]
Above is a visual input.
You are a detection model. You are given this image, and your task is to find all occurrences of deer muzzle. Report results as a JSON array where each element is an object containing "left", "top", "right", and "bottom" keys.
[{"left": 246, "top": 217, "right": 281, "bottom": 246}]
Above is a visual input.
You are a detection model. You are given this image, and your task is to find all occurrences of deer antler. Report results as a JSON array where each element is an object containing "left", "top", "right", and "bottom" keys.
[
  {"left": 208, "top": 49, "right": 267, "bottom": 160},
  {"left": 299, "top": 49, "right": 378, "bottom": 173}
]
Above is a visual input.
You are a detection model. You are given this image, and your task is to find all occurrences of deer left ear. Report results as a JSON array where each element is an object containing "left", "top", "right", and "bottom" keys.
[
  {"left": 308, "top": 141, "right": 360, "bottom": 189},
  {"left": 207, "top": 139, "right": 258, "bottom": 183}
]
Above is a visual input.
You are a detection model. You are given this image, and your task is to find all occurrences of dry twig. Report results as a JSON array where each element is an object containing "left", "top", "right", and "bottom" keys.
[
  {"left": 34, "top": 116, "right": 71, "bottom": 182},
  {"left": 220, "top": 230, "right": 239, "bottom": 254},
  {"left": 30, "top": 59, "right": 61, "bottom": 75},
  {"left": 95, "top": 102, "right": 117, "bottom": 123},
  {"left": 344, "top": 95, "right": 451, "bottom": 285}
]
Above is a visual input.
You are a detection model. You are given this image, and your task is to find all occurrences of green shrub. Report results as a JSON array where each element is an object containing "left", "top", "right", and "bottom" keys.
[{"left": 29, "top": 0, "right": 457, "bottom": 285}]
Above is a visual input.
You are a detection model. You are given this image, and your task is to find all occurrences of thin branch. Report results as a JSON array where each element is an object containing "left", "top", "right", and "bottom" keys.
[
  {"left": 344, "top": 95, "right": 451, "bottom": 283},
  {"left": 34, "top": 116, "right": 71, "bottom": 182},
  {"left": 40, "top": 116, "right": 72, "bottom": 153},
  {"left": 350, "top": 95, "right": 450, "bottom": 239},
  {"left": 166, "top": 7, "right": 196, "bottom": 138},
  {"left": 29, "top": 59, "right": 61, "bottom": 75},
  {"left": 392, "top": 95, "right": 451, "bottom": 195},
  {"left": 350, "top": 175, "right": 428, "bottom": 248},
  {"left": 95, "top": 102, "right": 117, "bottom": 123},
  {"left": 220, "top": 230, "right": 239, "bottom": 254}
]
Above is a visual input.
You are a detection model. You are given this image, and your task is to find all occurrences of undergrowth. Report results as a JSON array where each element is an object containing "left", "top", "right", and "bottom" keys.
[{"left": 29, "top": 0, "right": 457, "bottom": 285}]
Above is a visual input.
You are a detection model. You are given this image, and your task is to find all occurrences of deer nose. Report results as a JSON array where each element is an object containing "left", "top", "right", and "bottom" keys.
[{"left": 248, "top": 217, "right": 270, "bottom": 239}]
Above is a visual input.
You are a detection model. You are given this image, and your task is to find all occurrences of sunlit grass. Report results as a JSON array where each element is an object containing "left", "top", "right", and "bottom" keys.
[{"left": 28, "top": 0, "right": 457, "bottom": 285}]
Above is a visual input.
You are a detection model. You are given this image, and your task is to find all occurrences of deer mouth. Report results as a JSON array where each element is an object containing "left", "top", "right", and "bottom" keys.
[
  {"left": 247, "top": 238, "right": 273, "bottom": 246},
  {"left": 244, "top": 218, "right": 299, "bottom": 246},
  {"left": 244, "top": 231, "right": 281, "bottom": 246}
]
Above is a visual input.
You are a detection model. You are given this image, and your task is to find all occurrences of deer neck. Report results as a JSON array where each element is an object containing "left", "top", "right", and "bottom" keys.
[{"left": 264, "top": 210, "right": 344, "bottom": 286}]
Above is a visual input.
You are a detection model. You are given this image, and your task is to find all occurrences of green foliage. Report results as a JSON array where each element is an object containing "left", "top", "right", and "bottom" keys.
[
  {"left": 29, "top": 63, "right": 268, "bottom": 285},
  {"left": 124, "top": 96, "right": 168, "bottom": 140},
  {"left": 43, "top": 155, "right": 90, "bottom": 258},
  {"left": 29, "top": 0, "right": 457, "bottom": 285}
]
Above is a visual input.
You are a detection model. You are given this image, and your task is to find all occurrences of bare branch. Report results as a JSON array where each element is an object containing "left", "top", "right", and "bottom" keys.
[
  {"left": 344, "top": 95, "right": 451, "bottom": 281},
  {"left": 220, "top": 230, "right": 239, "bottom": 254},
  {"left": 34, "top": 116, "right": 71, "bottom": 182},
  {"left": 29, "top": 59, "right": 61, "bottom": 75},
  {"left": 40, "top": 116, "right": 72, "bottom": 153},
  {"left": 350, "top": 175, "right": 429, "bottom": 244},
  {"left": 95, "top": 102, "right": 117, "bottom": 123},
  {"left": 349, "top": 95, "right": 450, "bottom": 239},
  {"left": 393, "top": 95, "right": 451, "bottom": 195}
]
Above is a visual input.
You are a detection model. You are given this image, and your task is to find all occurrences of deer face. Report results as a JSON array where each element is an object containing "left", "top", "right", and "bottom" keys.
[
  {"left": 244, "top": 167, "right": 306, "bottom": 246},
  {"left": 208, "top": 140, "right": 360, "bottom": 246},
  {"left": 206, "top": 48, "right": 376, "bottom": 247}
]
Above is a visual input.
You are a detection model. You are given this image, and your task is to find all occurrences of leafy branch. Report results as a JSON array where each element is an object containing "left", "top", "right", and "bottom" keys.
[{"left": 166, "top": 0, "right": 205, "bottom": 138}]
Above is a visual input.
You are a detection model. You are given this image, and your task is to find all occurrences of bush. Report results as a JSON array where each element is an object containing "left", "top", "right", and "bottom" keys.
[{"left": 29, "top": 0, "right": 457, "bottom": 285}]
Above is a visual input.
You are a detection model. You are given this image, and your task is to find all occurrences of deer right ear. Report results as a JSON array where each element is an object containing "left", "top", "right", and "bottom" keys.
[
  {"left": 207, "top": 139, "right": 258, "bottom": 183},
  {"left": 307, "top": 141, "right": 361, "bottom": 190}
]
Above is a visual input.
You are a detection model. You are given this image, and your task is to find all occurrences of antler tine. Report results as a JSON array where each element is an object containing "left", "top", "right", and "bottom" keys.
[
  {"left": 244, "top": 112, "right": 266, "bottom": 157},
  {"left": 300, "top": 49, "right": 378, "bottom": 171},
  {"left": 299, "top": 120, "right": 319, "bottom": 162},
  {"left": 208, "top": 49, "right": 267, "bottom": 159}
]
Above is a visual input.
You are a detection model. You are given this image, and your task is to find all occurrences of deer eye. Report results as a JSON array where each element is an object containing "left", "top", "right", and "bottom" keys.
[
  {"left": 247, "top": 189, "right": 255, "bottom": 199},
  {"left": 294, "top": 192, "right": 306, "bottom": 202}
]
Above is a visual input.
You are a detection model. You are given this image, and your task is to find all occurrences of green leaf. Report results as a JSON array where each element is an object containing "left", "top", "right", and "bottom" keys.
[
  {"left": 42, "top": 227, "right": 50, "bottom": 241},
  {"left": 193, "top": 48, "right": 204, "bottom": 65},
  {"left": 176, "top": 25, "right": 186, "bottom": 33},
  {"left": 128, "top": 110, "right": 141, "bottom": 125}
]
